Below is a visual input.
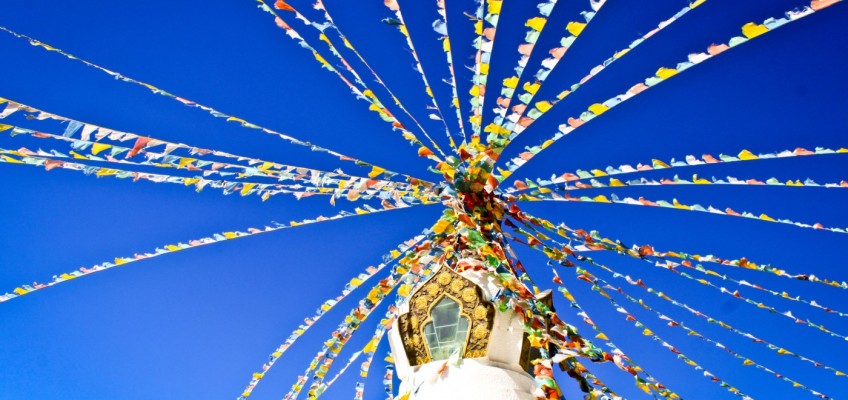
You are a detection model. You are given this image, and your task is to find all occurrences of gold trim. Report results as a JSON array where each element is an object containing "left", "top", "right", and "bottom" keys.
[
  {"left": 398, "top": 267, "right": 495, "bottom": 365},
  {"left": 518, "top": 290, "right": 554, "bottom": 371}
]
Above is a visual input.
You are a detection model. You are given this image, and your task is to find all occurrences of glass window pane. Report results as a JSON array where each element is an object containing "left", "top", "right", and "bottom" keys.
[{"left": 422, "top": 296, "right": 472, "bottom": 361}]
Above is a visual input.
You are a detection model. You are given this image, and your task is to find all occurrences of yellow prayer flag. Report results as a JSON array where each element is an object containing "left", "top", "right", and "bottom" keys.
[
  {"left": 655, "top": 67, "right": 679, "bottom": 79},
  {"left": 535, "top": 101, "right": 553, "bottom": 113},
  {"left": 738, "top": 149, "right": 758, "bottom": 160},
  {"left": 525, "top": 17, "right": 546, "bottom": 31},
  {"left": 592, "top": 195, "right": 611, "bottom": 203},
  {"left": 522, "top": 81, "right": 540, "bottom": 95},
  {"left": 566, "top": 21, "right": 586, "bottom": 36},
  {"left": 91, "top": 143, "right": 111, "bottom": 155},
  {"left": 741, "top": 23, "right": 769, "bottom": 39},
  {"left": 588, "top": 103, "right": 609, "bottom": 115},
  {"left": 487, "top": 0, "right": 503, "bottom": 14},
  {"left": 240, "top": 183, "right": 256, "bottom": 196}
]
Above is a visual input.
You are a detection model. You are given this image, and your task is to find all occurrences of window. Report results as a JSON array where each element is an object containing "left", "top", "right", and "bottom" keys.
[{"left": 422, "top": 296, "right": 470, "bottom": 360}]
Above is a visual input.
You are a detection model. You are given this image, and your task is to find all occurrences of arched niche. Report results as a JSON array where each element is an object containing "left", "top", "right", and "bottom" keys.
[{"left": 397, "top": 267, "right": 495, "bottom": 366}]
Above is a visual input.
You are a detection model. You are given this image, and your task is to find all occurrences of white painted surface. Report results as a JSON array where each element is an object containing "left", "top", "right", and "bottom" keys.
[
  {"left": 396, "top": 358, "right": 535, "bottom": 400},
  {"left": 390, "top": 262, "right": 535, "bottom": 400}
]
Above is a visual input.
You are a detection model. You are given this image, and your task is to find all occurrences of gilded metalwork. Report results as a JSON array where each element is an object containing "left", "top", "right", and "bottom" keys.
[
  {"left": 398, "top": 267, "right": 495, "bottom": 366},
  {"left": 472, "top": 324, "right": 488, "bottom": 339},
  {"left": 473, "top": 305, "right": 488, "bottom": 320},
  {"left": 449, "top": 279, "right": 464, "bottom": 294},
  {"left": 414, "top": 296, "right": 428, "bottom": 309},
  {"left": 518, "top": 290, "right": 555, "bottom": 372}
]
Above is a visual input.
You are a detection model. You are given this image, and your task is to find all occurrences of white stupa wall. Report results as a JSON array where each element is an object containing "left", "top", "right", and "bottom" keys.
[{"left": 388, "top": 263, "right": 536, "bottom": 400}]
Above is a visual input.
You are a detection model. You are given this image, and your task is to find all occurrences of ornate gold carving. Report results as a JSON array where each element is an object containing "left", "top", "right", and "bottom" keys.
[
  {"left": 397, "top": 267, "right": 495, "bottom": 366},
  {"left": 472, "top": 324, "right": 488, "bottom": 339},
  {"left": 518, "top": 290, "right": 555, "bottom": 372},
  {"left": 473, "top": 305, "right": 488, "bottom": 320},
  {"left": 466, "top": 349, "right": 487, "bottom": 358},
  {"left": 414, "top": 296, "right": 428, "bottom": 309},
  {"left": 461, "top": 287, "right": 477, "bottom": 303},
  {"left": 449, "top": 279, "right": 464, "bottom": 294}
]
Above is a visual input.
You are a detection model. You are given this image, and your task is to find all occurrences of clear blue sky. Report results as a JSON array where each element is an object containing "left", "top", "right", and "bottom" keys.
[{"left": 0, "top": 0, "right": 846, "bottom": 399}]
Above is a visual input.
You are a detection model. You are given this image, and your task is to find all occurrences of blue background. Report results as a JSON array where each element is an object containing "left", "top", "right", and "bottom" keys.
[{"left": 0, "top": 0, "right": 846, "bottom": 399}]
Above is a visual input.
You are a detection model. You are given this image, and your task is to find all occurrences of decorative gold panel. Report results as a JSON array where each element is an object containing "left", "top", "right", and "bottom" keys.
[
  {"left": 518, "top": 289, "right": 554, "bottom": 372},
  {"left": 398, "top": 267, "right": 495, "bottom": 366}
]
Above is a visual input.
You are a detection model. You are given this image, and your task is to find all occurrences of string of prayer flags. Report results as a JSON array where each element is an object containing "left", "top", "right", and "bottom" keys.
[
  {"left": 0, "top": 147, "right": 438, "bottom": 206},
  {"left": 552, "top": 278, "right": 672, "bottom": 399},
  {"left": 381, "top": 0, "right": 459, "bottom": 150},
  {"left": 565, "top": 224, "right": 848, "bottom": 317},
  {"left": 466, "top": 0, "right": 503, "bottom": 138},
  {"left": 0, "top": 124, "right": 431, "bottom": 202},
  {"left": 313, "top": 0, "right": 452, "bottom": 159},
  {"left": 640, "top": 248, "right": 848, "bottom": 319},
  {"left": 646, "top": 256, "right": 848, "bottom": 341},
  {"left": 519, "top": 173, "right": 848, "bottom": 194},
  {"left": 519, "top": 191, "right": 848, "bottom": 235},
  {"left": 513, "top": 209, "right": 848, "bottom": 340},
  {"left": 382, "top": 363, "right": 394, "bottom": 400},
  {"left": 578, "top": 266, "right": 832, "bottom": 399},
  {"left": 495, "top": 1, "right": 844, "bottom": 181},
  {"left": 285, "top": 277, "right": 399, "bottom": 400},
  {"left": 518, "top": 211, "right": 848, "bottom": 349},
  {"left": 292, "top": 246, "right": 449, "bottom": 400},
  {"left": 256, "top": 0, "right": 446, "bottom": 163},
  {"left": 434, "top": 0, "right": 470, "bottom": 145},
  {"left": 0, "top": 27, "right": 426, "bottom": 184},
  {"left": 567, "top": 267, "right": 752, "bottom": 399},
  {"left": 516, "top": 206, "right": 848, "bottom": 291},
  {"left": 587, "top": 256, "right": 848, "bottom": 381},
  {"left": 483, "top": 0, "right": 559, "bottom": 148},
  {"left": 237, "top": 232, "right": 431, "bottom": 399},
  {"left": 508, "top": 146, "right": 848, "bottom": 193},
  {"left": 1, "top": 206, "right": 412, "bottom": 304},
  {"left": 523, "top": 215, "right": 848, "bottom": 383},
  {"left": 507, "top": 217, "right": 680, "bottom": 398},
  {"left": 506, "top": 209, "right": 846, "bottom": 378},
  {"left": 501, "top": 0, "right": 707, "bottom": 141},
  {"left": 645, "top": 246, "right": 848, "bottom": 291},
  {"left": 488, "top": 0, "right": 608, "bottom": 147},
  {"left": 348, "top": 306, "right": 398, "bottom": 400},
  {"left": 0, "top": 99, "right": 431, "bottom": 190},
  {"left": 2, "top": 0, "right": 844, "bottom": 397}
]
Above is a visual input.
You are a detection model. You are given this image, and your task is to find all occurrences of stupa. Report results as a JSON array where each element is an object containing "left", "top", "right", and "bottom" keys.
[{"left": 388, "top": 259, "right": 553, "bottom": 400}]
